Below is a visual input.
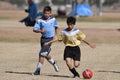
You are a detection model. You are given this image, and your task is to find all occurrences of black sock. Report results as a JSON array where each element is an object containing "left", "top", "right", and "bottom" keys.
[{"left": 69, "top": 68, "right": 79, "bottom": 77}]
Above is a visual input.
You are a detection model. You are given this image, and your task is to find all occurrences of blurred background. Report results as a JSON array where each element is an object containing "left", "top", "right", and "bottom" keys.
[
  {"left": 0, "top": 0, "right": 120, "bottom": 17},
  {"left": 0, "top": 2, "right": 120, "bottom": 80}
]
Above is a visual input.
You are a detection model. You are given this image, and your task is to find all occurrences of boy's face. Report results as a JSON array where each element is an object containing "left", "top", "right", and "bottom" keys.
[
  {"left": 43, "top": 11, "right": 51, "bottom": 19},
  {"left": 67, "top": 23, "right": 75, "bottom": 31}
]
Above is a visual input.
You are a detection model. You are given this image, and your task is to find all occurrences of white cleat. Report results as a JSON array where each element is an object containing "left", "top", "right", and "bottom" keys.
[{"left": 53, "top": 61, "right": 59, "bottom": 72}]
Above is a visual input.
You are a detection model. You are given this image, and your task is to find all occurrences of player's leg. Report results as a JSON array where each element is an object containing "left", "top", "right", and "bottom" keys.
[
  {"left": 32, "top": 39, "right": 47, "bottom": 76},
  {"left": 46, "top": 53, "right": 59, "bottom": 72},
  {"left": 65, "top": 58, "right": 80, "bottom": 78},
  {"left": 64, "top": 46, "right": 80, "bottom": 78},
  {"left": 42, "top": 37, "right": 59, "bottom": 72},
  {"left": 73, "top": 46, "right": 81, "bottom": 68},
  {"left": 19, "top": 17, "right": 28, "bottom": 23},
  {"left": 65, "top": 58, "right": 73, "bottom": 69},
  {"left": 72, "top": 46, "right": 81, "bottom": 77},
  {"left": 24, "top": 18, "right": 30, "bottom": 26},
  {"left": 73, "top": 53, "right": 80, "bottom": 68},
  {"left": 74, "top": 61, "right": 80, "bottom": 68},
  {"left": 32, "top": 56, "right": 44, "bottom": 75},
  {"left": 25, "top": 18, "right": 36, "bottom": 26}
]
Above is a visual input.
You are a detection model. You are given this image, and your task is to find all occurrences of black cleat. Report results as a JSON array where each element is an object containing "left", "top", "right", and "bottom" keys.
[
  {"left": 32, "top": 68, "right": 40, "bottom": 76},
  {"left": 73, "top": 74, "right": 80, "bottom": 78}
]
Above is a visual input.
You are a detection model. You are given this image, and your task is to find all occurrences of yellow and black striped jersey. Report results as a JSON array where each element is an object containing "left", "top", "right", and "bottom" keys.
[{"left": 58, "top": 28, "right": 86, "bottom": 47}]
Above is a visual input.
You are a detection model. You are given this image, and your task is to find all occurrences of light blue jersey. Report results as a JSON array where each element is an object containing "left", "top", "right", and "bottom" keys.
[{"left": 33, "top": 16, "right": 59, "bottom": 38}]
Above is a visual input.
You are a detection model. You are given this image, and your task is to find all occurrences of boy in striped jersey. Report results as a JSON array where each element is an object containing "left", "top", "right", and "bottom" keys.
[{"left": 45, "top": 16, "right": 95, "bottom": 78}]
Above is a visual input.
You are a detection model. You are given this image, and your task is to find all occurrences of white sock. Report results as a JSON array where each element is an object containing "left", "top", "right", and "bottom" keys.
[
  {"left": 37, "top": 62, "right": 42, "bottom": 69},
  {"left": 49, "top": 58, "right": 55, "bottom": 64}
]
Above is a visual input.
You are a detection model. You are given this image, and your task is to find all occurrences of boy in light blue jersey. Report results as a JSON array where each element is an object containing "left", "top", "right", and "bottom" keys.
[{"left": 32, "top": 6, "right": 59, "bottom": 75}]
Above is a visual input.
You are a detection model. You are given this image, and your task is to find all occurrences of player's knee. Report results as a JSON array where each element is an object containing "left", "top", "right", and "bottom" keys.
[
  {"left": 40, "top": 52, "right": 48, "bottom": 57},
  {"left": 74, "top": 63, "right": 79, "bottom": 68},
  {"left": 75, "top": 65, "right": 79, "bottom": 68},
  {"left": 66, "top": 62, "right": 70, "bottom": 66}
]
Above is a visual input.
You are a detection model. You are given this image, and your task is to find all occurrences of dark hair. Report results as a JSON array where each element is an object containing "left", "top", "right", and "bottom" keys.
[
  {"left": 43, "top": 6, "right": 52, "bottom": 12},
  {"left": 67, "top": 16, "right": 76, "bottom": 25}
]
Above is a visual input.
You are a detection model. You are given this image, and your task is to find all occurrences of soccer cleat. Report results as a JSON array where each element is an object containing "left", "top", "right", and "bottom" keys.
[
  {"left": 73, "top": 75, "right": 80, "bottom": 78},
  {"left": 32, "top": 68, "right": 40, "bottom": 76},
  {"left": 53, "top": 61, "right": 59, "bottom": 72},
  {"left": 73, "top": 74, "right": 80, "bottom": 78}
]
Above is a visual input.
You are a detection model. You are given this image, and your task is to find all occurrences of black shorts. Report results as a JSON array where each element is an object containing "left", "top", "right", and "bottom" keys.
[
  {"left": 39, "top": 37, "right": 53, "bottom": 57},
  {"left": 64, "top": 46, "right": 81, "bottom": 61}
]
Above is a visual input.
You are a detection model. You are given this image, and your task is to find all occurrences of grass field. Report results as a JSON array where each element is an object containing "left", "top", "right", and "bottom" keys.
[{"left": 0, "top": 10, "right": 120, "bottom": 80}]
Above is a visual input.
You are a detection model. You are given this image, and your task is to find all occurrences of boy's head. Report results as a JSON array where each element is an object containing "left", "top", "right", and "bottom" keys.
[
  {"left": 66, "top": 16, "right": 76, "bottom": 31},
  {"left": 67, "top": 16, "right": 76, "bottom": 25},
  {"left": 43, "top": 6, "right": 52, "bottom": 19}
]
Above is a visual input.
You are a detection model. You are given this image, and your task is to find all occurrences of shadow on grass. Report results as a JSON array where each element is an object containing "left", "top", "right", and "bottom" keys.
[
  {"left": 117, "top": 29, "right": 120, "bottom": 31},
  {"left": 5, "top": 71, "right": 32, "bottom": 75},
  {"left": 46, "top": 74, "right": 71, "bottom": 78},
  {"left": 5, "top": 71, "right": 84, "bottom": 79},
  {"left": 5, "top": 71, "right": 73, "bottom": 78},
  {"left": 46, "top": 74, "right": 84, "bottom": 79},
  {"left": 97, "top": 70, "right": 120, "bottom": 74}
]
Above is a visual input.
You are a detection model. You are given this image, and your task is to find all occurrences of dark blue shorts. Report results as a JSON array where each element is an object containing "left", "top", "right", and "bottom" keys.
[{"left": 39, "top": 37, "right": 53, "bottom": 57}]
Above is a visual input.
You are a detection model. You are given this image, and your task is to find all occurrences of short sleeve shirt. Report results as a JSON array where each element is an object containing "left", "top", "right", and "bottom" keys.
[
  {"left": 33, "top": 16, "right": 59, "bottom": 38},
  {"left": 58, "top": 28, "right": 86, "bottom": 47}
]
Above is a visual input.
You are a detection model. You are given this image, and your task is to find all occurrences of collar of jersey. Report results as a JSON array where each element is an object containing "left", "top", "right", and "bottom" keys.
[{"left": 41, "top": 16, "right": 53, "bottom": 20}]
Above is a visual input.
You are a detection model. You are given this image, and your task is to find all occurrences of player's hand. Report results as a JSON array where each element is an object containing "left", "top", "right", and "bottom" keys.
[
  {"left": 25, "top": 9, "right": 29, "bottom": 12},
  {"left": 41, "top": 29, "right": 45, "bottom": 33},
  {"left": 90, "top": 44, "right": 96, "bottom": 49},
  {"left": 44, "top": 42, "right": 50, "bottom": 46},
  {"left": 33, "top": 29, "right": 45, "bottom": 33},
  {"left": 53, "top": 35, "right": 58, "bottom": 41}
]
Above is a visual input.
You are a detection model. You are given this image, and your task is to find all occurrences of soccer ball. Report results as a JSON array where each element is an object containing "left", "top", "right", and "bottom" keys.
[{"left": 82, "top": 69, "right": 93, "bottom": 79}]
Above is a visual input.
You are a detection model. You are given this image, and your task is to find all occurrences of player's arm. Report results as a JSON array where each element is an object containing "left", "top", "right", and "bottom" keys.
[
  {"left": 44, "top": 36, "right": 58, "bottom": 46},
  {"left": 82, "top": 39, "right": 96, "bottom": 48},
  {"left": 44, "top": 27, "right": 59, "bottom": 46},
  {"left": 33, "top": 29, "right": 45, "bottom": 33},
  {"left": 33, "top": 21, "right": 45, "bottom": 33},
  {"left": 77, "top": 30, "right": 95, "bottom": 48},
  {"left": 55, "top": 27, "right": 59, "bottom": 36}
]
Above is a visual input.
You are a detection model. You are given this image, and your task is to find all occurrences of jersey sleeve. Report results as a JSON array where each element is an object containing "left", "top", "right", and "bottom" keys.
[
  {"left": 77, "top": 31, "right": 86, "bottom": 40},
  {"left": 53, "top": 18, "right": 59, "bottom": 28},
  {"left": 58, "top": 30, "right": 64, "bottom": 41},
  {"left": 33, "top": 21, "right": 40, "bottom": 30},
  {"left": 58, "top": 34, "right": 63, "bottom": 41}
]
